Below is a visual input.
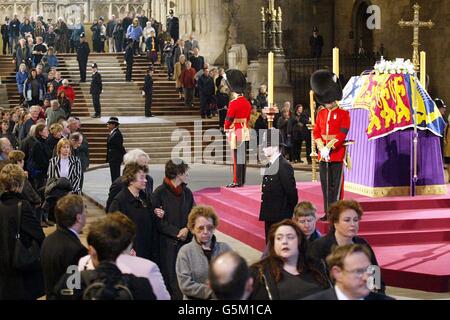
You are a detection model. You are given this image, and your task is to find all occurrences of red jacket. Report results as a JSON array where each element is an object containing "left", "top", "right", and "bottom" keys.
[
  {"left": 57, "top": 85, "right": 75, "bottom": 104},
  {"left": 313, "top": 106, "right": 350, "bottom": 162},
  {"left": 180, "top": 68, "right": 197, "bottom": 88}
]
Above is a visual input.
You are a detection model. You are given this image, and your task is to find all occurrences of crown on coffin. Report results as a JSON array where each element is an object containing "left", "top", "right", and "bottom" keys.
[{"left": 374, "top": 57, "right": 415, "bottom": 75}]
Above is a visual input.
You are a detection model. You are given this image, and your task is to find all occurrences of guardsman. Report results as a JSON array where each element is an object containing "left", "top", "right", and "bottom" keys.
[
  {"left": 223, "top": 69, "right": 252, "bottom": 188},
  {"left": 311, "top": 70, "right": 350, "bottom": 220}
]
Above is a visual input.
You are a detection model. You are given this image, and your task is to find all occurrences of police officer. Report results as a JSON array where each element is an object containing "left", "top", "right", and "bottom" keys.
[
  {"left": 142, "top": 66, "right": 154, "bottom": 117},
  {"left": 124, "top": 38, "right": 134, "bottom": 82},
  {"left": 77, "top": 32, "right": 90, "bottom": 83},
  {"left": 259, "top": 129, "right": 298, "bottom": 242},
  {"left": 311, "top": 70, "right": 350, "bottom": 220},
  {"left": 90, "top": 63, "right": 103, "bottom": 118},
  {"left": 106, "top": 117, "right": 126, "bottom": 183}
]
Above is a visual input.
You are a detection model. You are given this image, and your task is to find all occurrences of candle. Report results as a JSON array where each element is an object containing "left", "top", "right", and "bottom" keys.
[
  {"left": 310, "top": 90, "right": 315, "bottom": 126},
  {"left": 269, "top": 0, "right": 274, "bottom": 12},
  {"left": 333, "top": 47, "right": 339, "bottom": 76},
  {"left": 420, "top": 51, "right": 426, "bottom": 88},
  {"left": 268, "top": 51, "right": 274, "bottom": 106}
]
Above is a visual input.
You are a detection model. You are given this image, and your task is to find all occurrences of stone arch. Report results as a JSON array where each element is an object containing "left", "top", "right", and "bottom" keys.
[{"left": 351, "top": 0, "right": 374, "bottom": 55}]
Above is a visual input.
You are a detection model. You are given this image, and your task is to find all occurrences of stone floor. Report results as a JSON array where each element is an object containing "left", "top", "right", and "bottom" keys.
[{"left": 81, "top": 164, "right": 450, "bottom": 300}]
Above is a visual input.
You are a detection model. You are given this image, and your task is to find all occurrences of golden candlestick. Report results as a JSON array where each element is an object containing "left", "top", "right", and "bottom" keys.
[{"left": 309, "top": 90, "right": 318, "bottom": 182}]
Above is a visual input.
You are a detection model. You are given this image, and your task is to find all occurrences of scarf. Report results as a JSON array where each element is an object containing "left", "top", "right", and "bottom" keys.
[{"left": 164, "top": 177, "right": 183, "bottom": 198}]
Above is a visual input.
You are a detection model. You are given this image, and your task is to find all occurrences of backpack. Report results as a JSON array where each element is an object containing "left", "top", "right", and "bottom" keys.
[{"left": 81, "top": 271, "right": 135, "bottom": 300}]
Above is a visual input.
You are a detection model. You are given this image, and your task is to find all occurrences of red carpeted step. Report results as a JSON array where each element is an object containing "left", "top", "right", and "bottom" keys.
[{"left": 360, "top": 228, "right": 450, "bottom": 246}]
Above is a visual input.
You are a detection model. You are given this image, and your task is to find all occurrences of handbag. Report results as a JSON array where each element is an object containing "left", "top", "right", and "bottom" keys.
[{"left": 12, "top": 201, "right": 41, "bottom": 271}]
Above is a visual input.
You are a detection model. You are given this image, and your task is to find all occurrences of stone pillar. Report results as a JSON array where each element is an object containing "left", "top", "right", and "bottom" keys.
[
  {"left": 109, "top": 3, "right": 113, "bottom": 19},
  {"left": 84, "top": 2, "right": 89, "bottom": 23}
]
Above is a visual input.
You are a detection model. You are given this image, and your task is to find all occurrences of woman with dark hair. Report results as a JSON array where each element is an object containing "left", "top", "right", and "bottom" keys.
[
  {"left": 30, "top": 123, "right": 52, "bottom": 191},
  {"left": 0, "top": 164, "right": 45, "bottom": 300},
  {"left": 23, "top": 69, "right": 45, "bottom": 107},
  {"left": 109, "top": 163, "right": 157, "bottom": 262},
  {"left": 288, "top": 104, "right": 312, "bottom": 164},
  {"left": 249, "top": 219, "right": 329, "bottom": 300},
  {"left": 151, "top": 159, "right": 195, "bottom": 300},
  {"left": 57, "top": 89, "right": 71, "bottom": 118},
  {"left": 307, "top": 200, "right": 385, "bottom": 292}
]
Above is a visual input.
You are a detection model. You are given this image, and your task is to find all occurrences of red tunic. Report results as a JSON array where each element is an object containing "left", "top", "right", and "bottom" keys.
[
  {"left": 224, "top": 96, "right": 252, "bottom": 146},
  {"left": 313, "top": 106, "right": 350, "bottom": 162}
]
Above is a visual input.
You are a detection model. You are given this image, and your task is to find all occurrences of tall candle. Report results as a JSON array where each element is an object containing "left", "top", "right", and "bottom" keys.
[
  {"left": 268, "top": 51, "right": 274, "bottom": 106},
  {"left": 333, "top": 47, "right": 339, "bottom": 76},
  {"left": 420, "top": 51, "right": 426, "bottom": 88},
  {"left": 310, "top": 90, "right": 315, "bottom": 126}
]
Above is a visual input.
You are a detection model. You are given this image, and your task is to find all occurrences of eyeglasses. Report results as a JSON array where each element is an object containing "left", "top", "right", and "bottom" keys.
[
  {"left": 196, "top": 225, "right": 215, "bottom": 233},
  {"left": 343, "top": 267, "right": 371, "bottom": 277}
]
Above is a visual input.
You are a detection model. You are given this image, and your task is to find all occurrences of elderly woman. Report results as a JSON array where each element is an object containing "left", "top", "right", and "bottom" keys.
[
  {"left": 250, "top": 219, "right": 329, "bottom": 300},
  {"left": 0, "top": 164, "right": 45, "bottom": 300},
  {"left": 24, "top": 68, "right": 45, "bottom": 107},
  {"left": 46, "top": 123, "right": 63, "bottom": 155},
  {"left": 47, "top": 138, "right": 82, "bottom": 194},
  {"left": 152, "top": 159, "right": 195, "bottom": 300},
  {"left": 174, "top": 55, "right": 187, "bottom": 100},
  {"left": 15, "top": 63, "right": 28, "bottom": 104},
  {"left": 307, "top": 200, "right": 385, "bottom": 292},
  {"left": 105, "top": 149, "right": 154, "bottom": 212},
  {"left": 176, "top": 206, "right": 231, "bottom": 300},
  {"left": 109, "top": 163, "right": 157, "bottom": 262}
]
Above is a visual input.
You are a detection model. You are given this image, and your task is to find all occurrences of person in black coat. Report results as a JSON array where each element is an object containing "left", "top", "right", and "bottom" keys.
[
  {"left": 30, "top": 124, "right": 52, "bottom": 191},
  {"left": 287, "top": 104, "right": 311, "bottom": 164},
  {"left": 1, "top": 17, "right": 10, "bottom": 55},
  {"left": 259, "top": 129, "right": 298, "bottom": 242},
  {"left": 304, "top": 244, "right": 393, "bottom": 300},
  {"left": 0, "top": 164, "right": 45, "bottom": 300},
  {"left": 49, "top": 213, "right": 156, "bottom": 300},
  {"left": 109, "top": 163, "right": 158, "bottom": 263},
  {"left": 105, "top": 149, "right": 154, "bottom": 213},
  {"left": 197, "top": 68, "right": 215, "bottom": 119},
  {"left": 307, "top": 200, "right": 385, "bottom": 293},
  {"left": 124, "top": 38, "right": 134, "bottom": 82},
  {"left": 151, "top": 159, "right": 195, "bottom": 300},
  {"left": 142, "top": 67, "right": 154, "bottom": 117},
  {"left": 106, "top": 117, "right": 126, "bottom": 183},
  {"left": 40, "top": 194, "right": 87, "bottom": 295},
  {"left": 167, "top": 10, "right": 179, "bottom": 42},
  {"left": 90, "top": 63, "right": 102, "bottom": 118},
  {"left": 77, "top": 33, "right": 90, "bottom": 83}
]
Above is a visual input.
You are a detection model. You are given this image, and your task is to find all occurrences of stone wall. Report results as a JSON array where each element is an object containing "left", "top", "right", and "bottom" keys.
[{"left": 334, "top": 0, "right": 450, "bottom": 110}]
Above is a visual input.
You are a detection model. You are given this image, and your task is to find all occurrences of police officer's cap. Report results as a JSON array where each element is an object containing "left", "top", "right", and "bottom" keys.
[
  {"left": 262, "top": 129, "right": 287, "bottom": 148},
  {"left": 80, "top": 32, "right": 86, "bottom": 38},
  {"left": 91, "top": 63, "right": 98, "bottom": 69}
]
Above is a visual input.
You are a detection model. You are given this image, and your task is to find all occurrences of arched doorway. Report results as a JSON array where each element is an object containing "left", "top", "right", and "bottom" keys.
[{"left": 352, "top": 0, "right": 374, "bottom": 56}]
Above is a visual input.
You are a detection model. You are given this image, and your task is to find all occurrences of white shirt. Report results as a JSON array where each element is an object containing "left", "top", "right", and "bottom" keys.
[
  {"left": 334, "top": 285, "right": 364, "bottom": 300},
  {"left": 60, "top": 157, "right": 70, "bottom": 178},
  {"left": 78, "top": 254, "right": 171, "bottom": 300},
  {"left": 268, "top": 151, "right": 282, "bottom": 165}
]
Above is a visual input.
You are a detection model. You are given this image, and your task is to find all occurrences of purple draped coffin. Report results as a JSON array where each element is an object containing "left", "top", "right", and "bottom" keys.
[{"left": 344, "top": 108, "right": 447, "bottom": 197}]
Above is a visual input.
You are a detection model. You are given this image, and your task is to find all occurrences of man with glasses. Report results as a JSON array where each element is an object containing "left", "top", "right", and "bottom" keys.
[{"left": 304, "top": 244, "right": 393, "bottom": 300}]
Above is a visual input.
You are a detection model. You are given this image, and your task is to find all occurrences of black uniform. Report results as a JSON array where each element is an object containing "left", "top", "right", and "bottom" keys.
[
  {"left": 259, "top": 155, "right": 298, "bottom": 241},
  {"left": 106, "top": 128, "right": 126, "bottom": 183},
  {"left": 1, "top": 23, "right": 10, "bottom": 55},
  {"left": 166, "top": 16, "right": 179, "bottom": 41},
  {"left": 124, "top": 44, "right": 134, "bottom": 82},
  {"left": 197, "top": 74, "right": 215, "bottom": 118},
  {"left": 90, "top": 71, "right": 102, "bottom": 117},
  {"left": 77, "top": 42, "right": 90, "bottom": 82},
  {"left": 143, "top": 74, "right": 153, "bottom": 117}
]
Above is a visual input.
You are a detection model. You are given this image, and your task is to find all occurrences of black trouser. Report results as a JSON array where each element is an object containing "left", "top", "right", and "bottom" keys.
[
  {"left": 319, "top": 161, "right": 344, "bottom": 214},
  {"left": 92, "top": 94, "right": 101, "bottom": 116},
  {"left": 79, "top": 61, "right": 87, "bottom": 82},
  {"left": 145, "top": 94, "right": 153, "bottom": 116},
  {"left": 183, "top": 88, "right": 194, "bottom": 107},
  {"left": 2, "top": 36, "right": 9, "bottom": 54},
  {"left": 200, "top": 95, "right": 211, "bottom": 117},
  {"left": 126, "top": 62, "right": 133, "bottom": 81},
  {"left": 109, "top": 161, "right": 121, "bottom": 183},
  {"left": 232, "top": 141, "right": 248, "bottom": 186},
  {"left": 218, "top": 108, "right": 227, "bottom": 128},
  {"left": 133, "top": 40, "right": 140, "bottom": 55},
  {"left": 264, "top": 221, "right": 278, "bottom": 243}
]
